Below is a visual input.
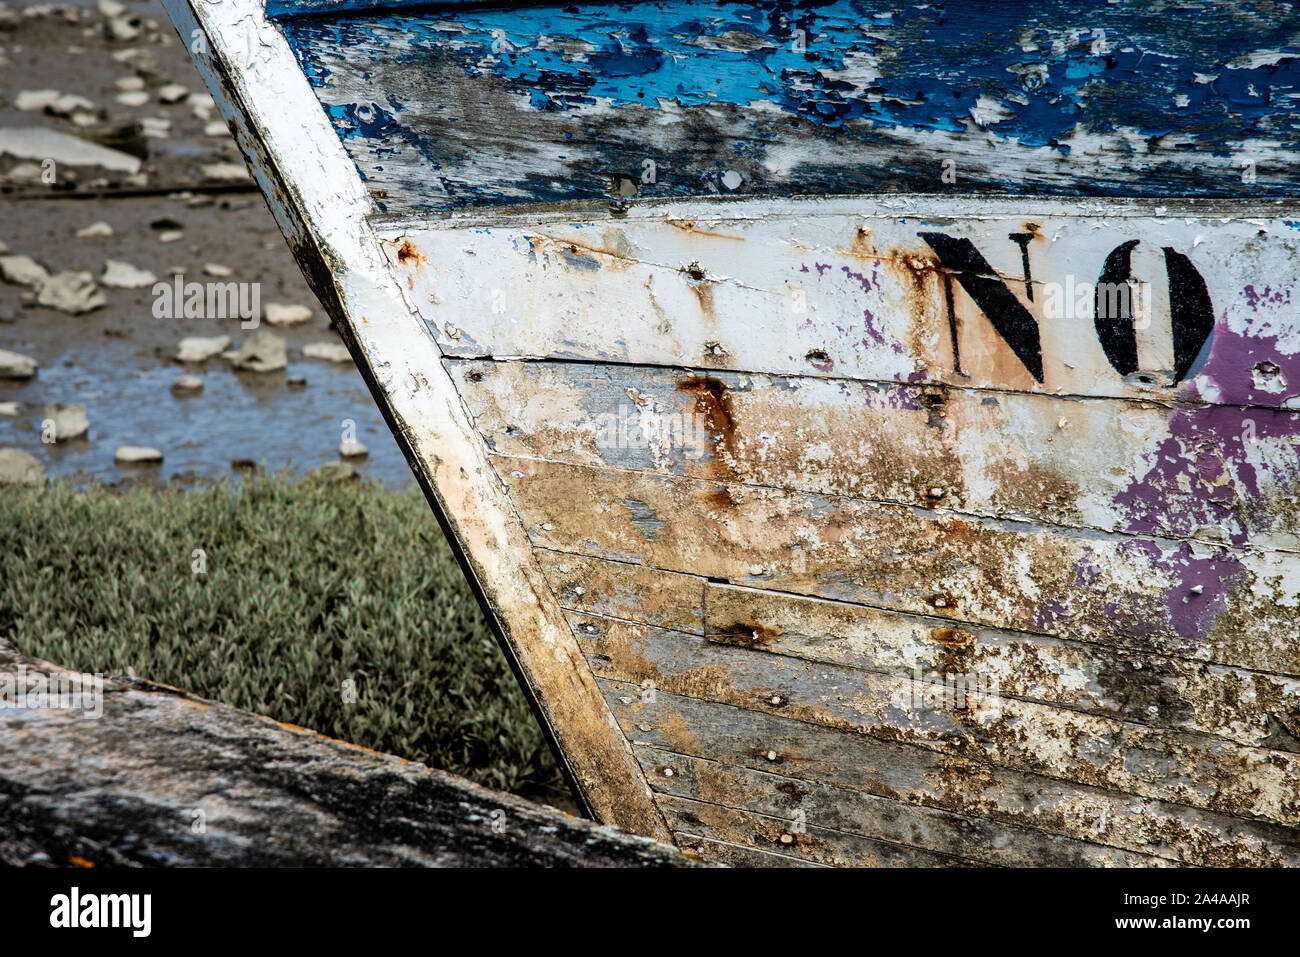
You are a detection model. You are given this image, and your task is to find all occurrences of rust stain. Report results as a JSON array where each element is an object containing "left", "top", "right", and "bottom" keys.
[
  {"left": 666, "top": 219, "right": 744, "bottom": 241},
  {"left": 533, "top": 232, "right": 634, "bottom": 268},
  {"left": 710, "top": 619, "right": 779, "bottom": 647},
  {"left": 838, "top": 224, "right": 875, "bottom": 260},
  {"left": 930, "top": 627, "right": 975, "bottom": 647},
  {"left": 677, "top": 375, "right": 738, "bottom": 455},
  {"left": 396, "top": 238, "right": 424, "bottom": 266},
  {"left": 656, "top": 708, "right": 699, "bottom": 754}
]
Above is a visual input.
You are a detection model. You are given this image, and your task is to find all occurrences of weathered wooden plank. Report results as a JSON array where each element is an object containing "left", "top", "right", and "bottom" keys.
[
  {"left": 390, "top": 204, "right": 1300, "bottom": 411},
  {"left": 279, "top": 3, "right": 1300, "bottom": 213},
  {"left": 704, "top": 583, "right": 1300, "bottom": 752},
  {"left": 163, "top": 0, "right": 674, "bottom": 842},
  {"left": 495, "top": 456, "right": 1300, "bottom": 677},
  {"left": 602, "top": 679, "right": 1300, "bottom": 866},
  {"left": 453, "top": 358, "right": 1300, "bottom": 553},
  {"left": 638, "top": 748, "right": 1171, "bottom": 868},
  {"left": 0, "top": 642, "right": 689, "bottom": 868},
  {"left": 657, "top": 794, "right": 977, "bottom": 868},
  {"left": 535, "top": 548, "right": 1300, "bottom": 751},
  {"left": 673, "top": 833, "right": 825, "bottom": 868},
  {"left": 574, "top": 612, "right": 1300, "bottom": 826},
  {"left": 534, "top": 548, "right": 705, "bottom": 635}
]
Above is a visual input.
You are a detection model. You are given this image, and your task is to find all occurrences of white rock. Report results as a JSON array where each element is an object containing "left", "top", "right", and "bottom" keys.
[
  {"left": 105, "top": 14, "right": 140, "bottom": 42},
  {"left": 202, "top": 263, "right": 232, "bottom": 278},
  {"left": 76, "top": 220, "right": 113, "bottom": 238},
  {"left": 189, "top": 93, "right": 216, "bottom": 119},
  {"left": 114, "top": 90, "right": 148, "bottom": 107},
  {"left": 0, "top": 348, "right": 38, "bottom": 379},
  {"left": 302, "top": 341, "right": 351, "bottom": 363},
  {"left": 37, "top": 271, "right": 106, "bottom": 314},
  {"left": 0, "top": 254, "right": 50, "bottom": 287},
  {"left": 339, "top": 438, "right": 369, "bottom": 458},
  {"left": 171, "top": 374, "right": 202, "bottom": 393},
  {"left": 47, "top": 93, "right": 95, "bottom": 117},
  {"left": 101, "top": 259, "right": 156, "bottom": 288},
  {"left": 44, "top": 402, "right": 89, "bottom": 441},
  {"left": 225, "top": 330, "right": 287, "bottom": 372},
  {"left": 264, "top": 302, "right": 312, "bottom": 326},
  {"left": 0, "top": 448, "right": 44, "bottom": 486},
  {"left": 140, "top": 117, "right": 170, "bottom": 139},
  {"left": 157, "top": 230, "right": 183, "bottom": 243},
  {"left": 0, "top": 402, "right": 21, "bottom": 416},
  {"left": 114, "top": 75, "right": 144, "bottom": 92},
  {"left": 115, "top": 445, "right": 163, "bottom": 463},
  {"left": 71, "top": 112, "right": 99, "bottom": 128},
  {"left": 3, "top": 162, "right": 46, "bottom": 186},
  {"left": 97, "top": 0, "right": 126, "bottom": 16},
  {"left": 202, "top": 120, "right": 229, "bottom": 138},
  {"left": 201, "top": 162, "right": 250, "bottom": 182},
  {"left": 15, "top": 89, "right": 61, "bottom": 111},
  {"left": 157, "top": 83, "right": 188, "bottom": 104},
  {"left": 176, "top": 335, "right": 229, "bottom": 363},
  {"left": 0, "top": 127, "right": 140, "bottom": 174}
]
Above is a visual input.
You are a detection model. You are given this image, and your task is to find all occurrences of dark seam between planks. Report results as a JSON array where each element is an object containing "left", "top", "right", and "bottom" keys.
[{"left": 598, "top": 674, "right": 1300, "bottom": 832}]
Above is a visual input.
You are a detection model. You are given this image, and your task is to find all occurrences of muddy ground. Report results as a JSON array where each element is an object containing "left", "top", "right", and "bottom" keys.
[{"left": 1, "top": 0, "right": 410, "bottom": 486}]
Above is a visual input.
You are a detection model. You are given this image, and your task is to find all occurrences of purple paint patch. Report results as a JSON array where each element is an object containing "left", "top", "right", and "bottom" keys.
[
  {"left": 804, "top": 260, "right": 905, "bottom": 361},
  {"left": 1032, "top": 538, "right": 1242, "bottom": 649},
  {"left": 1114, "top": 404, "right": 1300, "bottom": 545},
  {"left": 1162, "top": 542, "right": 1243, "bottom": 643},
  {"left": 1188, "top": 285, "right": 1300, "bottom": 407}
]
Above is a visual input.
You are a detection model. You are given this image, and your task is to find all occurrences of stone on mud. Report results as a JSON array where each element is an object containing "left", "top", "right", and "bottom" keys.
[
  {"left": 0, "top": 349, "right": 38, "bottom": 380},
  {"left": 302, "top": 341, "right": 351, "bottom": 364},
  {"left": 115, "top": 445, "right": 163, "bottom": 464},
  {"left": 36, "top": 271, "right": 106, "bottom": 314},
  {"left": 225, "top": 330, "right": 287, "bottom": 373},
  {"left": 0, "top": 254, "right": 50, "bottom": 288},
  {"left": 0, "top": 448, "right": 44, "bottom": 486},
  {"left": 43, "top": 402, "right": 89, "bottom": 442},
  {"left": 176, "top": 336, "right": 230, "bottom": 363}
]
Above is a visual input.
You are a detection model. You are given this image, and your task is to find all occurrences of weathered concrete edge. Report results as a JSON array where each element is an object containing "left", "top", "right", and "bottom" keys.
[{"left": 0, "top": 640, "right": 692, "bottom": 868}]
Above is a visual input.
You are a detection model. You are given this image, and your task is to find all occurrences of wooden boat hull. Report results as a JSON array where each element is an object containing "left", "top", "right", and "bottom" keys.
[{"left": 168, "top": 0, "right": 1300, "bottom": 866}]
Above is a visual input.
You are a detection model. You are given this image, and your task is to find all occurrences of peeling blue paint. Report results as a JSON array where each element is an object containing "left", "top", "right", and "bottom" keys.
[{"left": 278, "top": 1, "right": 1300, "bottom": 209}]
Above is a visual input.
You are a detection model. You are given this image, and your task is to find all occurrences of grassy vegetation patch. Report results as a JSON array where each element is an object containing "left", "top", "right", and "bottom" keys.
[{"left": 0, "top": 476, "right": 569, "bottom": 805}]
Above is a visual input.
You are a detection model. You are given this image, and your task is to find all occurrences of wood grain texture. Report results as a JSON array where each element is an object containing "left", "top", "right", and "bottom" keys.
[
  {"left": 280, "top": 1, "right": 1300, "bottom": 213},
  {"left": 603, "top": 678, "right": 1300, "bottom": 866},
  {"left": 704, "top": 583, "right": 1300, "bottom": 753},
  {"left": 495, "top": 455, "right": 1300, "bottom": 677},
  {"left": 452, "top": 358, "right": 1300, "bottom": 553},
  {"left": 530, "top": 547, "right": 1300, "bottom": 753},
  {"left": 388, "top": 204, "right": 1300, "bottom": 413},
  {"left": 656, "top": 794, "right": 977, "bottom": 867},
  {"left": 672, "top": 832, "right": 824, "bottom": 867},
  {"left": 534, "top": 547, "right": 705, "bottom": 634},
  {"left": 574, "top": 612, "right": 1300, "bottom": 825},
  {"left": 638, "top": 748, "right": 1171, "bottom": 867}
]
